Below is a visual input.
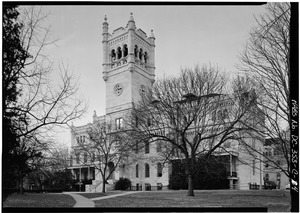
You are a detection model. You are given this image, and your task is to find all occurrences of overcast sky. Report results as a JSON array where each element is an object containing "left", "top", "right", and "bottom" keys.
[{"left": 23, "top": 4, "right": 267, "bottom": 147}]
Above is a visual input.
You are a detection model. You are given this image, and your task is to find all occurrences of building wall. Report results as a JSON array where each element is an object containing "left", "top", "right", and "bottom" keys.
[
  {"left": 236, "top": 137, "right": 264, "bottom": 189},
  {"left": 68, "top": 14, "right": 265, "bottom": 192}
]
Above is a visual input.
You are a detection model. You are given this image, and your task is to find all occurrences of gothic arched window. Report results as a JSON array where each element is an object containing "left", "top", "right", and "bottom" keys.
[
  {"left": 111, "top": 49, "right": 116, "bottom": 61},
  {"left": 265, "top": 173, "right": 269, "bottom": 181},
  {"left": 144, "top": 52, "right": 148, "bottom": 63},
  {"left": 136, "top": 164, "right": 139, "bottom": 178},
  {"left": 123, "top": 44, "right": 128, "bottom": 57},
  {"left": 134, "top": 45, "right": 138, "bottom": 58},
  {"left": 157, "top": 163, "right": 162, "bottom": 177},
  {"left": 145, "top": 163, "right": 150, "bottom": 178},
  {"left": 116, "top": 47, "right": 122, "bottom": 59},
  {"left": 139, "top": 48, "right": 143, "bottom": 60},
  {"left": 145, "top": 140, "right": 150, "bottom": 154}
]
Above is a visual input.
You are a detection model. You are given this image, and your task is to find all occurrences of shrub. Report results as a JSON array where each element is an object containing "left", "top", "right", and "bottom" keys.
[
  {"left": 168, "top": 174, "right": 186, "bottom": 190},
  {"left": 114, "top": 177, "right": 131, "bottom": 190}
]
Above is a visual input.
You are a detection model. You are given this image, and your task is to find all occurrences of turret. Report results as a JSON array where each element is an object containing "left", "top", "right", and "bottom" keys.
[
  {"left": 102, "top": 15, "right": 109, "bottom": 81},
  {"left": 148, "top": 29, "right": 155, "bottom": 82}
]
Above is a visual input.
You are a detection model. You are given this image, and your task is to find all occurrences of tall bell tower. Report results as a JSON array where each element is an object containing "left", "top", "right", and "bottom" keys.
[{"left": 102, "top": 13, "right": 155, "bottom": 117}]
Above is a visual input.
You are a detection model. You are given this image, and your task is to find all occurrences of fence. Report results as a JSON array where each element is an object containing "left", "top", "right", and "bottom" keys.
[
  {"left": 128, "top": 184, "right": 166, "bottom": 191},
  {"left": 249, "top": 183, "right": 261, "bottom": 190}
]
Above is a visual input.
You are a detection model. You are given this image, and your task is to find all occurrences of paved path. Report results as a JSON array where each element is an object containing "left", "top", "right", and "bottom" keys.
[
  {"left": 63, "top": 191, "right": 141, "bottom": 207},
  {"left": 63, "top": 192, "right": 95, "bottom": 207},
  {"left": 90, "top": 191, "right": 141, "bottom": 201}
]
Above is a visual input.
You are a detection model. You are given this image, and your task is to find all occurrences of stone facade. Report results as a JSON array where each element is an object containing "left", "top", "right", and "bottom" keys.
[{"left": 68, "top": 14, "right": 264, "bottom": 192}]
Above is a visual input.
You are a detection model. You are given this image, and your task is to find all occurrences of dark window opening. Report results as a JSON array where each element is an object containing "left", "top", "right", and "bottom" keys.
[
  {"left": 111, "top": 49, "right": 116, "bottom": 61},
  {"left": 116, "top": 118, "right": 123, "bottom": 130},
  {"left": 84, "top": 152, "right": 87, "bottom": 163},
  {"left": 157, "top": 163, "right": 162, "bottom": 177},
  {"left": 123, "top": 44, "right": 128, "bottom": 57},
  {"left": 134, "top": 45, "right": 138, "bottom": 58},
  {"left": 145, "top": 163, "right": 150, "bottom": 177},
  {"left": 145, "top": 141, "right": 150, "bottom": 154},
  {"left": 144, "top": 52, "right": 148, "bottom": 63},
  {"left": 117, "top": 47, "right": 122, "bottom": 59},
  {"left": 136, "top": 164, "right": 139, "bottom": 178},
  {"left": 139, "top": 48, "right": 143, "bottom": 60}
]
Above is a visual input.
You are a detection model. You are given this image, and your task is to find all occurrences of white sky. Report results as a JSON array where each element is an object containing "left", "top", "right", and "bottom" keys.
[{"left": 23, "top": 4, "right": 267, "bottom": 147}]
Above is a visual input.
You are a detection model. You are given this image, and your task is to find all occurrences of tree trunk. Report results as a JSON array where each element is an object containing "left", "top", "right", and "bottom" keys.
[
  {"left": 19, "top": 177, "right": 24, "bottom": 194},
  {"left": 187, "top": 174, "right": 194, "bottom": 196},
  {"left": 102, "top": 176, "right": 106, "bottom": 193}
]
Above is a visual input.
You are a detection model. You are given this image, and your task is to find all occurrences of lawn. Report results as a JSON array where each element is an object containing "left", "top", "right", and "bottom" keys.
[
  {"left": 3, "top": 193, "right": 76, "bottom": 208},
  {"left": 93, "top": 189, "right": 291, "bottom": 212},
  {"left": 2, "top": 189, "right": 291, "bottom": 212}
]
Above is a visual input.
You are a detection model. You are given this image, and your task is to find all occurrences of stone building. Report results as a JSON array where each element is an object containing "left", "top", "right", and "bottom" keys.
[
  {"left": 68, "top": 14, "right": 264, "bottom": 192},
  {"left": 263, "top": 138, "right": 290, "bottom": 189}
]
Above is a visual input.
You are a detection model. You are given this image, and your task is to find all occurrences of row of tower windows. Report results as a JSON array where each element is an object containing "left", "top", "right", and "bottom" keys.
[
  {"left": 111, "top": 44, "right": 128, "bottom": 61},
  {"left": 110, "top": 44, "right": 148, "bottom": 64},
  {"left": 134, "top": 45, "right": 148, "bottom": 63}
]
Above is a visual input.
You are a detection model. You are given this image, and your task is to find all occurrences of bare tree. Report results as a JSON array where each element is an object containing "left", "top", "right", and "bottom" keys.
[
  {"left": 236, "top": 3, "right": 296, "bottom": 210},
  {"left": 125, "top": 64, "right": 262, "bottom": 196},
  {"left": 12, "top": 6, "right": 88, "bottom": 140},
  {"left": 2, "top": 6, "right": 87, "bottom": 195},
  {"left": 73, "top": 121, "right": 133, "bottom": 193}
]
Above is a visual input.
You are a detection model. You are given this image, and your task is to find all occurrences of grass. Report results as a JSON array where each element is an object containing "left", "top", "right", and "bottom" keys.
[
  {"left": 3, "top": 193, "right": 76, "bottom": 208},
  {"left": 93, "top": 189, "right": 291, "bottom": 212},
  {"left": 2, "top": 189, "right": 291, "bottom": 212}
]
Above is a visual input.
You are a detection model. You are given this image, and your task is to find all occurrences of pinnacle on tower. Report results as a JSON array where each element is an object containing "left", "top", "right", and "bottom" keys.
[
  {"left": 103, "top": 15, "right": 109, "bottom": 34},
  {"left": 129, "top": 12, "right": 134, "bottom": 21},
  {"left": 127, "top": 12, "right": 136, "bottom": 29},
  {"left": 150, "top": 29, "right": 155, "bottom": 38},
  {"left": 103, "top": 15, "right": 108, "bottom": 25}
]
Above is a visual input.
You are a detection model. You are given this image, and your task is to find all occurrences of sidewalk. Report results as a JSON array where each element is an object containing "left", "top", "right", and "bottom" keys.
[
  {"left": 63, "top": 192, "right": 95, "bottom": 207},
  {"left": 90, "top": 191, "right": 141, "bottom": 201},
  {"left": 63, "top": 191, "right": 141, "bottom": 207}
]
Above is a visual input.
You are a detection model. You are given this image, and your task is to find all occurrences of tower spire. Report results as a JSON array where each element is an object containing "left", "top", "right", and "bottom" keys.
[{"left": 127, "top": 12, "right": 136, "bottom": 29}]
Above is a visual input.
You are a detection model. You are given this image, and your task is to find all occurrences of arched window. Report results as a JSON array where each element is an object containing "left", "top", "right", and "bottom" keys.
[
  {"left": 156, "top": 141, "right": 162, "bottom": 152},
  {"left": 135, "top": 141, "right": 139, "bottom": 154},
  {"left": 136, "top": 164, "right": 139, "bottom": 178},
  {"left": 265, "top": 173, "right": 269, "bottom": 181},
  {"left": 123, "top": 44, "right": 128, "bottom": 57},
  {"left": 145, "top": 163, "right": 150, "bottom": 178},
  {"left": 111, "top": 49, "right": 116, "bottom": 61},
  {"left": 211, "top": 111, "right": 216, "bottom": 121},
  {"left": 223, "top": 108, "right": 229, "bottom": 119},
  {"left": 217, "top": 110, "right": 223, "bottom": 120},
  {"left": 83, "top": 152, "right": 87, "bottom": 163},
  {"left": 157, "top": 163, "right": 162, "bottom": 177},
  {"left": 139, "top": 48, "right": 143, "bottom": 60},
  {"left": 145, "top": 140, "right": 150, "bottom": 154},
  {"left": 277, "top": 173, "right": 281, "bottom": 180},
  {"left": 116, "top": 47, "right": 122, "bottom": 59},
  {"left": 134, "top": 45, "right": 138, "bottom": 58},
  {"left": 76, "top": 152, "right": 80, "bottom": 164},
  {"left": 108, "top": 161, "right": 115, "bottom": 179},
  {"left": 144, "top": 52, "right": 148, "bottom": 63},
  {"left": 147, "top": 117, "right": 152, "bottom": 126},
  {"left": 92, "top": 152, "right": 95, "bottom": 162}
]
